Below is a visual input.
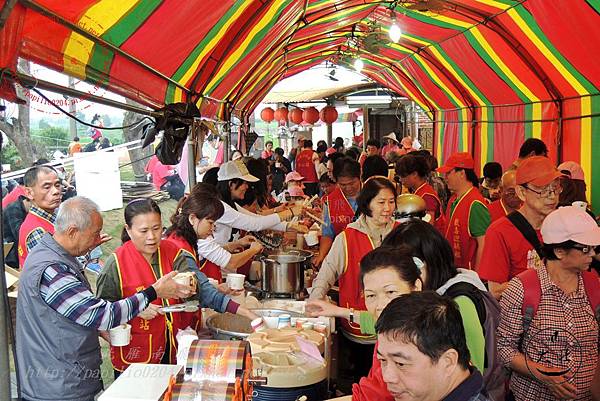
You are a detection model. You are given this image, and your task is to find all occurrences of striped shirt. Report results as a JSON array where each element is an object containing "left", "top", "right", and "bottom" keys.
[
  {"left": 25, "top": 205, "right": 56, "bottom": 252},
  {"left": 40, "top": 262, "right": 153, "bottom": 330},
  {"left": 498, "top": 263, "right": 598, "bottom": 401}
]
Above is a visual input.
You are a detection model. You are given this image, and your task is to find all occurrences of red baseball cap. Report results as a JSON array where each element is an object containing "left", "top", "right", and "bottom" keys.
[
  {"left": 436, "top": 152, "right": 475, "bottom": 174},
  {"left": 516, "top": 156, "right": 563, "bottom": 187},
  {"left": 541, "top": 206, "right": 600, "bottom": 245}
]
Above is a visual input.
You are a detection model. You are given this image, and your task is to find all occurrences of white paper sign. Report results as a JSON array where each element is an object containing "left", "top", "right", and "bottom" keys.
[{"left": 73, "top": 152, "right": 123, "bottom": 211}]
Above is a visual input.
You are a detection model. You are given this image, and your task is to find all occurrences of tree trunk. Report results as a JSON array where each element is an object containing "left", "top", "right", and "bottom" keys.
[
  {"left": 122, "top": 98, "right": 152, "bottom": 181},
  {"left": 1, "top": 59, "right": 42, "bottom": 167}
]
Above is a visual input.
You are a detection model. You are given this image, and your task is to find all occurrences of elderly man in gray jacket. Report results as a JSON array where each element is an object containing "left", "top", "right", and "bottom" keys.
[{"left": 16, "top": 196, "right": 192, "bottom": 401}]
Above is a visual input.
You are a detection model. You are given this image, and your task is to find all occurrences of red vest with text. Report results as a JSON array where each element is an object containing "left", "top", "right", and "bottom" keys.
[
  {"left": 295, "top": 149, "right": 318, "bottom": 183},
  {"left": 324, "top": 186, "right": 356, "bottom": 236},
  {"left": 110, "top": 240, "right": 200, "bottom": 372},
  {"left": 487, "top": 199, "right": 509, "bottom": 223},
  {"left": 339, "top": 227, "right": 377, "bottom": 340},
  {"left": 444, "top": 187, "right": 487, "bottom": 270},
  {"left": 18, "top": 210, "right": 55, "bottom": 268},
  {"left": 414, "top": 182, "right": 446, "bottom": 232},
  {"left": 165, "top": 233, "right": 222, "bottom": 281}
]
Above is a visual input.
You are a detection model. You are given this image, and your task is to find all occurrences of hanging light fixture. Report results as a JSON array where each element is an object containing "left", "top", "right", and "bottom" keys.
[
  {"left": 389, "top": 10, "right": 402, "bottom": 43},
  {"left": 354, "top": 57, "right": 364, "bottom": 72}
]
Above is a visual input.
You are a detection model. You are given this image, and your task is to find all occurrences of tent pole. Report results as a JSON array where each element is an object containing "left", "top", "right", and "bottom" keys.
[
  {"left": 0, "top": 134, "right": 14, "bottom": 401},
  {"left": 19, "top": 0, "right": 191, "bottom": 94},
  {"left": 0, "top": 0, "right": 18, "bottom": 30}
]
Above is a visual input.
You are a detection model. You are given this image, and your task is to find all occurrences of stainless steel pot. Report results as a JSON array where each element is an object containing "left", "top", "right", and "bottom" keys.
[
  {"left": 264, "top": 249, "right": 314, "bottom": 273},
  {"left": 261, "top": 251, "right": 306, "bottom": 295}
]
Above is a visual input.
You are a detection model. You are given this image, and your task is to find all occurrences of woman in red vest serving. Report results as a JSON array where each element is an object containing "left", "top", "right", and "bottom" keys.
[
  {"left": 309, "top": 176, "right": 397, "bottom": 390},
  {"left": 97, "top": 198, "right": 259, "bottom": 377},
  {"left": 395, "top": 153, "right": 445, "bottom": 232},
  {"left": 164, "top": 183, "right": 263, "bottom": 282},
  {"left": 437, "top": 152, "right": 491, "bottom": 270}
]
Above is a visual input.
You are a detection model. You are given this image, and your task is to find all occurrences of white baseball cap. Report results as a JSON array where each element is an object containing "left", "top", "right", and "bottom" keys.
[{"left": 217, "top": 160, "right": 259, "bottom": 182}]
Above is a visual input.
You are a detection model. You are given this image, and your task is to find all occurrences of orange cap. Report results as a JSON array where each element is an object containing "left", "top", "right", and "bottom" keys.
[
  {"left": 516, "top": 156, "right": 563, "bottom": 187},
  {"left": 436, "top": 152, "right": 475, "bottom": 173}
]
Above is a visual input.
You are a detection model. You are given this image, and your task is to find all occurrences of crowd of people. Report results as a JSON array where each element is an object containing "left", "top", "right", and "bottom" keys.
[{"left": 4, "top": 131, "right": 600, "bottom": 401}]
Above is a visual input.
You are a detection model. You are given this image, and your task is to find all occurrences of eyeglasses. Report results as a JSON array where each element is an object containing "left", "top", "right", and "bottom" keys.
[
  {"left": 571, "top": 245, "right": 600, "bottom": 254},
  {"left": 521, "top": 184, "right": 562, "bottom": 198}
]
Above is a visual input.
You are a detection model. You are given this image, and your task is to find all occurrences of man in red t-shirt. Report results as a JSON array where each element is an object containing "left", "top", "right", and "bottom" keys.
[
  {"left": 478, "top": 156, "right": 562, "bottom": 299},
  {"left": 487, "top": 169, "right": 522, "bottom": 223}
]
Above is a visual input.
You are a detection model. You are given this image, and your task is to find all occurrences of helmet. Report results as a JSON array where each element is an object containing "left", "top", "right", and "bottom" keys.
[{"left": 395, "top": 194, "right": 431, "bottom": 222}]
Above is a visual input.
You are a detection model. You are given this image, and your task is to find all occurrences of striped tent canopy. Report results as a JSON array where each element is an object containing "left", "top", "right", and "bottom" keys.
[{"left": 1, "top": 0, "right": 599, "bottom": 208}]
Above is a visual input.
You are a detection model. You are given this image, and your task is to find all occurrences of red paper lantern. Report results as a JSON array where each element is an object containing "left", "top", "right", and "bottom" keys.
[
  {"left": 289, "top": 108, "right": 304, "bottom": 124},
  {"left": 260, "top": 107, "right": 274, "bottom": 122},
  {"left": 302, "top": 107, "right": 319, "bottom": 124},
  {"left": 274, "top": 107, "right": 288, "bottom": 122},
  {"left": 319, "top": 106, "right": 338, "bottom": 124}
]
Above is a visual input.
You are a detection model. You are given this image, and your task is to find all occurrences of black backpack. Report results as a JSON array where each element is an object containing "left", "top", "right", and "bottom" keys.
[{"left": 444, "top": 281, "right": 506, "bottom": 401}]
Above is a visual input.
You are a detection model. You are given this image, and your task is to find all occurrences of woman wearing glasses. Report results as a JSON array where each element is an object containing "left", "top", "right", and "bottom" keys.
[{"left": 497, "top": 205, "right": 600, "bottom": 401}]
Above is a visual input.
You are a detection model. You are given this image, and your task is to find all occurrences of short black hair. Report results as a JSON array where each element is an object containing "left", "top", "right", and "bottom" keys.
[
  {"left": 23, "top": 165, "right": 58, "bottom": 187},
  {"left": 395, "top": 154, "right": 430, "bottom": 179},
  {"left": 376, "top": 291, "right": 471, "bottom": 370},
  {"left": 265, "top": 140, "right": 273, "bottom": 146},
  {"left": 383, "top": 219, "right": 457, "bottom": 291},
  {"left": 274, "top": 147, "right": 284, "bottom": 156},
  {"left": 73, "top": 136, "right": 80, "bottom": 142},
  {"left": 366, "top": 139, "right": 381, "bottom": 149},
  {"left": 333, "top": 157, "right": 361, "bottom": 180},
  {"left": 360, "top": 245, "right": 421, "bottom": 288},
  {"left": 303, "top": 139, "right": 313, "bottom": 148},
  {"left": 327, "top": 152, "right": 344, "bottom": 165},
  {"left": 482, "top": 162, "right": 502, "bottom": 180},
  {"left": 454, "top": 168, "right": 480, "bottom": 188},
  {"left": 541, "top": 240, "right": 579, "bottom": 260},
  {"left": 32, "top": 158, "right": 50, "bottom": 166},
  {"left": 202, "top": 167, "right": 219, "bottom": 186},
  {"left": 362, "top": 155, "right": 389, "bottom": 182},
  {"left": 356, "top": 176, "right": 397, "bottom": 217},
  {"left": 319, "top": 173, "right": 334, "bottom": 184},
  {"left": 334, "top": 137, "right": 344, "bottom": 147},
  {"left": 316, "top": 144, "right": 328, "bottom": 154},
  {"left": 344, "top": 147, "right": 360, "bottom": 161},
  {"left": 519, "top": 138, "right": 548, "bottom": 158}
]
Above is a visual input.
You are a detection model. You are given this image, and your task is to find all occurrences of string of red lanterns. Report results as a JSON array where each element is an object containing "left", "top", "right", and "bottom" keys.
[{"left": 260, "top": 106, "right": 339, "bottom": 125}]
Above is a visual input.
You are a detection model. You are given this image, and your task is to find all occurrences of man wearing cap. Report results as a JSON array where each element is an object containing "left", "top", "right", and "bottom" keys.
[
  {"left": 438, "top": 152, "right": 490, "bottom": 270},
  {"left": 294, "top": 139, "right": 319, "bottom": 196},
  {"left": 381, "top": 132, "right": 401, "bottom": 160},
  {"left": 497, "top": 205, "right": 600, "bottom": 401},
  {"left": 486, "top": 169, "right": 522, "bottom": 223},
  {"left": 479, "top": 156, "right": 561, "bottom": 299},
  {"left": 313, "top": 157, "right": 361, "bottom": 268}
]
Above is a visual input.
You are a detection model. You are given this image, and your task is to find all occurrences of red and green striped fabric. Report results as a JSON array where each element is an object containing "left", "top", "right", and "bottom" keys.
[{"left": 1, "top": 0, "right": 599, "bottom": 210}]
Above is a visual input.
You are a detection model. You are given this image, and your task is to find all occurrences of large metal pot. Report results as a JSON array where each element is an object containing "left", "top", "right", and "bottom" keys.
[
  {"left": 206, "top": 309, "right": 302, "bottom": 340},
  {"left": 261, "top": 251, "right": 306, "bottom": 296},
  {"left": 264, "top": 249, "right": 314, "bottom": 272}
]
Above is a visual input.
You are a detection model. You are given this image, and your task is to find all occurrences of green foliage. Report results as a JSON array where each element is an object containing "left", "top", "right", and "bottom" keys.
[
  {"left": 35, "top": 126, "right": 70, "bottom": 153},
  {"left": 38, "top": 119, "right": 51, "bottom": 130},
  {"left": 0, "top": 142, "right": 22, "bottom": 169}
]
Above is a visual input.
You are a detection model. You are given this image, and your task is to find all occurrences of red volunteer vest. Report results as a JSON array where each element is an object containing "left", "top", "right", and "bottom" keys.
[
  {"left": 18, "top": 210, "right": 55, "bottom": 268},
  {"left": 487, "top": 199, "right": 509, "bottom": 223},
  {"left": 340, "top": 226, "right": 400, "bottom": 340},
  {"left": 295, "top": 149, "right": 318, "bottom": 183},
  {"left": 110, "top": 240, "right": 200, "bottom": 371},
  {"left": 444, "top": 187, "right": 488, "bottom": 270},
  {"left": 164, "top": 233, "right": 222, "bottom": 281},
  {"left": 414, "top": 182, "right": 446, "bottom": 232},
  {"left": 324, "top": 186, "right": 356, "bottom": 236}
]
